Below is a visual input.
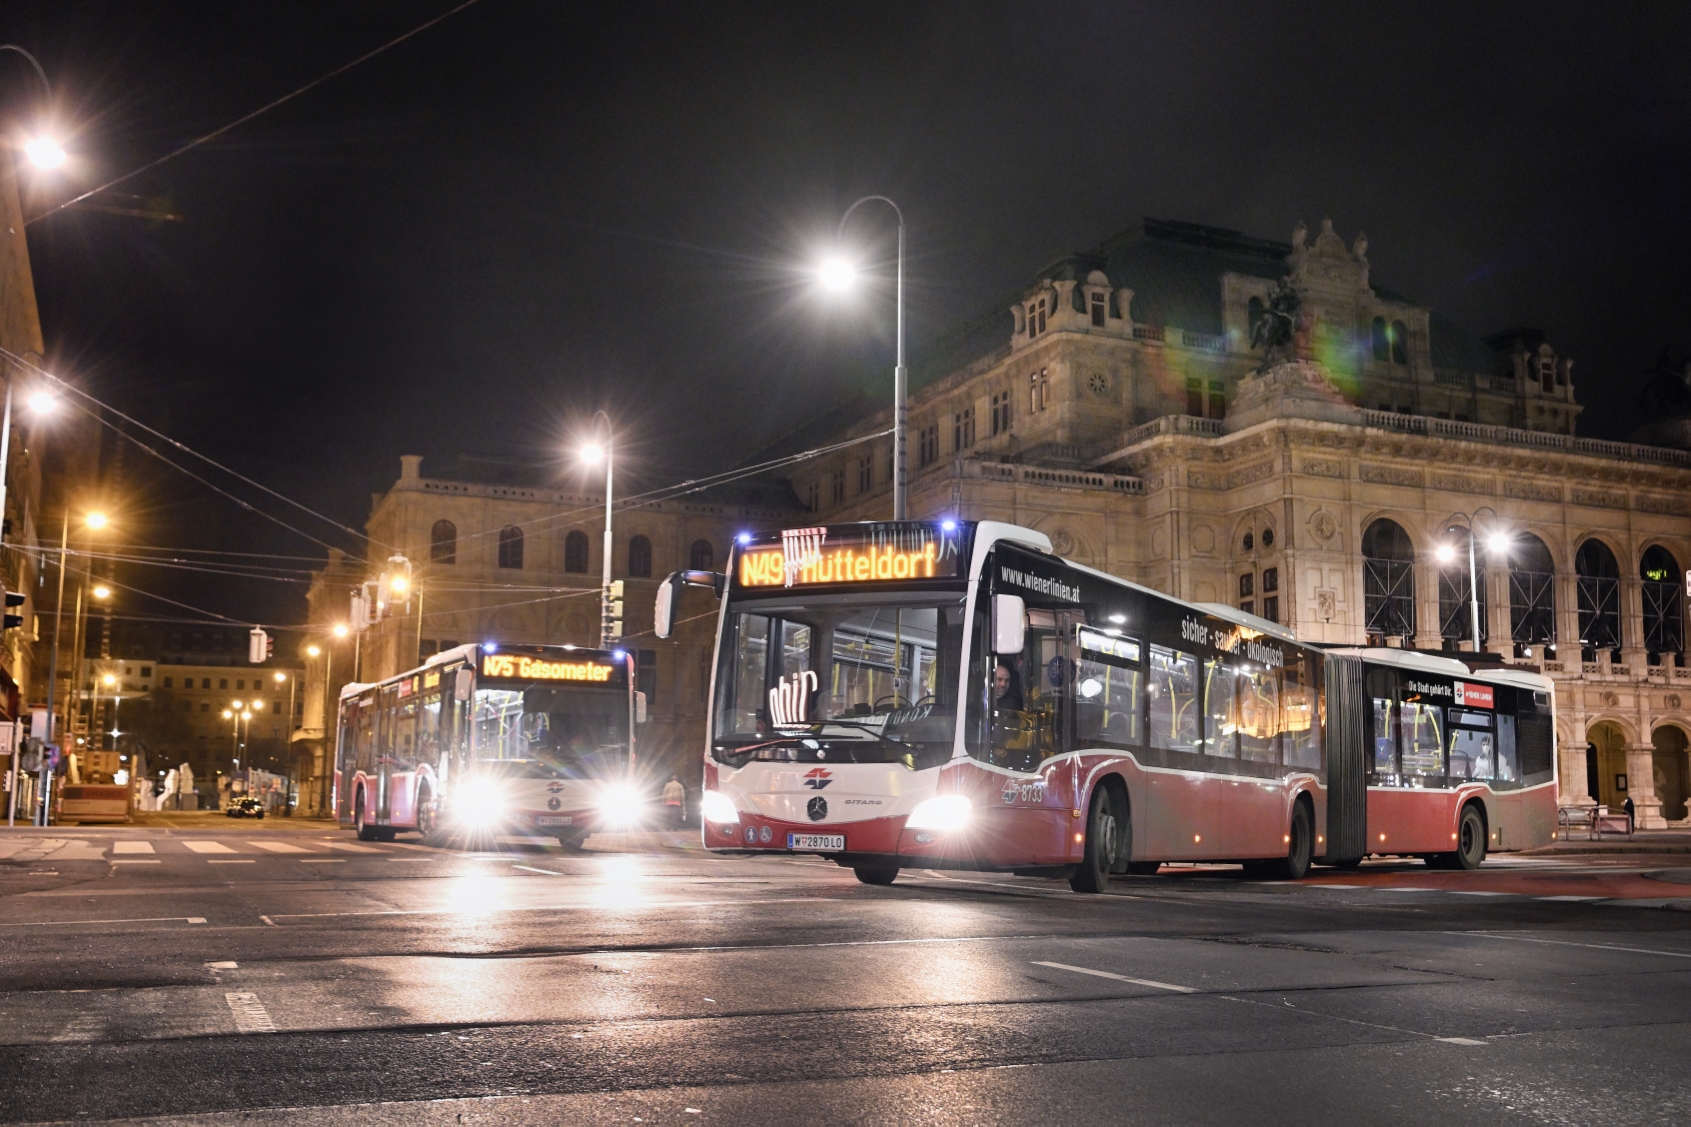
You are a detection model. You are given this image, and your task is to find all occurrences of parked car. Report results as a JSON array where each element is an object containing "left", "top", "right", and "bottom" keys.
[{"left": 225, "top": 796, "right": 265, "bottom": 819}]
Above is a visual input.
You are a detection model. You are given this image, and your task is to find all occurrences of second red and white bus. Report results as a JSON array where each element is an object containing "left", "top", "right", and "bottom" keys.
[
  {"left": 660, "top": 519, "right": 1556, "bottom": 891},
  {"left": 335, "top": 643, "right": 646, "bottom": 846}
]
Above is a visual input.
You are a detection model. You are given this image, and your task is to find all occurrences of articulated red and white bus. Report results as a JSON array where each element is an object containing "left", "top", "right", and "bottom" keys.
[
  {"left": 657, "top": 520, "right": 1556, "bottom": 891},
  {"left": 335, "top": 643, "right": 646, "bottom": 846}
]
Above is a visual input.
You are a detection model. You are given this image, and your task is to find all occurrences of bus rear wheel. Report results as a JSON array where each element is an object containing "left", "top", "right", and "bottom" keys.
[
  {"left": 853, "top": 865, "right": 899, "bottom": 885},
  {"left": 1069, "top": 786, "right": 1123, "bottom": 894},
  {"left": 1265, "top": 799, "right": 1314, "bottom": 880},
  {"left": 1430, "top": 805, "right": 1487, "bottom": 870}
]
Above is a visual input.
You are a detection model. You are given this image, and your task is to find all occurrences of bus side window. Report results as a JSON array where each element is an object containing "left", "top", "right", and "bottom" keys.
[
  {"left": 1282, "top": 657, "right": 1321, "bottom": 770},
  {"left": 1149, "top": 645, "right": 1201, "bottom": 755},
  {"left": 1237, "top": 665, "right": 1279, "bottom": 764},
  {"left": 1074, "top": 630, "right": 1141, "bottom": 748},
  {"left": 1449, "top": 711, "right": 1494, "bottom": 781},
  {"left": 1494, "top": 713, "right": 1517, "bottom": 782},
  {"left": 1203, "top": 658, "right": 1239, "bottom": 760},
  {"left": 1371, "top": 697, "right": 1398, "bottom": 777},
  {"left": 1401, "top": 702, "right": 1445, "bottom": 779}
]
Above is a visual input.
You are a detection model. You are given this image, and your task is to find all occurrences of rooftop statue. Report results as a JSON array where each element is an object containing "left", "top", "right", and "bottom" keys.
[{"left": 1250, "top": 279, "right": 1302, "bottom": 365}]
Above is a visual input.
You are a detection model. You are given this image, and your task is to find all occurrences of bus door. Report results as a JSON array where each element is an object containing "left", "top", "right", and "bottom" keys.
[
  {"left": 1321, "top": 654, "right": 1367, "bottom": 864},
  {"left": 375, "top": 686, "right": 396, "bottom": 823}
]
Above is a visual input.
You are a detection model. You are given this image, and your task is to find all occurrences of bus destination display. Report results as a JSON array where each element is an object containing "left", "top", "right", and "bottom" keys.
[
  {"left": 480, "top": 653, "right": 616, "bottom": 684},
  {"left": 737, "top": 523, "right": 964, "bottom": 588}
]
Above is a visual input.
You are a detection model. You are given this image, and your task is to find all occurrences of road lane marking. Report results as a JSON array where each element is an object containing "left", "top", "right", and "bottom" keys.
[
  {"left": 207, "top": 961, "right": 238, "bottom": 969},
  {"left": 110, "top": 860, "right": 160, "bottom": 865},
  {"left": 207, "top": 860, "right": 256, "bottom": 865},
  {"left": 1537, "top": 895, "right": 1602, "bottom": 902},
  {"left": 183, "top": 841, "right": 237, "bottom": 854},
  {"left": 1459, "top": 932, "right": 1691, "bottom": 959},
  {"left": 248, "top": 841, "right": 310, "bottom": 853},
  {"left": 0, "top": 916, "right": 206, "bottom": 927},
  {"left": 225, "top": 992, "right": 277, "bottom": 1033},
  {"left": 513, "top": 864, "right": 562, "bottom": 876},
  {"left": 318, "top": 841, "right": 382, "bottom": 852},
  {"left": 111, "top": 841, "right": 154, "bottom": 854},
  {"left": 259, "top": 916, "right": 277, "bottom": 926},
  {"left": 299, "top": 859, "right": 345, "bottom": 864},
  {"left": 1032, "top": 961, "right": 1198, "bottom": 993},
  {"left": 1436, "top": 1037, "right": 1490, "bottom": 1045}
]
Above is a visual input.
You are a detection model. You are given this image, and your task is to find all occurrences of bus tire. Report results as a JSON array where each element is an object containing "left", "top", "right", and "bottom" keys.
[
  {"left": 1266, "top": 798, "right": 1314, "bottom": 880},
  {"left": 1450, "top": 804, "right": 1488, "bottom": 871},
  {"left": 354, "top": 789, "right": 380, "bottom": 842},
  {"left": 1127, "top": 861, "right": 1161, "bottom": 875},
  {"left": 1069, "top": 786, "right": 1122, "bottom": 894},
  {"left": 853, "top": 865, "right": 899, "bottom": 885},
  {"left": 558, "top": 832, "right": 587, "bottom": 852},
  {"left": 415, "top": 787, "right": 438, "bottom": 841}
]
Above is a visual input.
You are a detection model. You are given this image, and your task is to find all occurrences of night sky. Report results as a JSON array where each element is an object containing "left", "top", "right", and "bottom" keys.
[{"left": 4, "top": 1, "right": 1690, "bottom": 630}]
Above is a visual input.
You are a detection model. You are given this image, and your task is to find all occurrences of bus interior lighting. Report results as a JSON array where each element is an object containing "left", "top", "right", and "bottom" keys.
[
  {"left": 1107, "top": 614, "right": 1126, "bottom": 624},
  {"left": 905, "top": 794, "right": 971, "bottom": 831},
  {"left": 699, "top": 790, "right": 740, "bottom": 825}
]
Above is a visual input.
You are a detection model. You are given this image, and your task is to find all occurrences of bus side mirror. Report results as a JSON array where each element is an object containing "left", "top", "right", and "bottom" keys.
[
  {"left": 654, "top": 573, "right": 682, "bottom": 639},
  {"left": 992, "top": 594, "right": 1026, "bottom": 654},
  {"left": 453, "top": 668, "right": 472, "bottom": 702},
  {"left": 635, "top": 691, "right": 648, "bottom": 724}
]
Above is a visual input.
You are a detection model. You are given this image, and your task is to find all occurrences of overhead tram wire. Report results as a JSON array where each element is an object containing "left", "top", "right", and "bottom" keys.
[
  {"left": 0, "top": 346, "right": 383, "bottom": 555},
  {"left": 24, "top": 0, "right": 487, "bottom": 228}
]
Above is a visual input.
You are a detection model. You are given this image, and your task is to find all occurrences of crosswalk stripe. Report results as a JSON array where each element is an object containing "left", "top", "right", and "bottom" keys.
[
  {"left": 111, "top": 841, "right": 155, "bottom": 854},
  {"left": 182, "top": 841, "right": 237, "bottom": 854},
  {"left": 247, "top": 841, "right": 309, "bottom": 853},
  {"left": 317, "top": 840, "right": 382, "bottom": 852}
]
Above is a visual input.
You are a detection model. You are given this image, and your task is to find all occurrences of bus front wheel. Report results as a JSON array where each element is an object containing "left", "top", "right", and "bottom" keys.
[
  {"left": 1069, "top": 786, "right": 1123, "bottom": 894},
  {"left": 853, "top": 865, "right": 898, "bottom": 885},
  {"left": 1429, "top": 805, "right": 1487, "bottom": 871}
]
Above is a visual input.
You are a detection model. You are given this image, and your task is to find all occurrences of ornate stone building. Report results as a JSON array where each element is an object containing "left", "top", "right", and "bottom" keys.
[{"left": 784, "top": 217, "right": 1691, "bottom": 828}]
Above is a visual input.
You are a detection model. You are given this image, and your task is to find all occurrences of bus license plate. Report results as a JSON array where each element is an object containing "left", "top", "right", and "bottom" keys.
[
  {"left": 787, "top": 833, "right": 845, "bottom": 851},
  {"left": 536, "top": 816, "right": 573, "bottom": 826}
]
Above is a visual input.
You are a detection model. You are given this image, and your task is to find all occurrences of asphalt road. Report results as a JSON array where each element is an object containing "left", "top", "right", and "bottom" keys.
[{"left": 1, "top": 816, "right": 1688, "bottom": 1125}]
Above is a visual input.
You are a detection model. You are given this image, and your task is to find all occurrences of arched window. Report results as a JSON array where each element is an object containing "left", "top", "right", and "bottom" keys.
[
  {"left": 1390, "top": 320, "right": 1409, "bottom": 365},
  {"left": 430, "top": 520, "right": 456, "bottom": 564},
  {"left": 1575, "top": 539, "right": 1621, "bottom": 654},
  {"left": 497, "top": 526, "right": 524, "bottom": 570},
  {"left": 1508, "top": 533, "right": 1555, "bottom": 646},
  {"left": 1642, "top": 545, "right": 1684, "bottom": 661},
  {"left": 564, "top": 530, "right": 589, "bottom": 573},
  {"left": 628, "top": 535, "right": 652, "bottom": 578},
  {"left": 1362, "top": 519, "right": 1415, "bottom": 641},
  {"left": 1438, "top": 527, "right": 1488, "bottom": 647},
  {"left": 689, "top": 539, "right": 713, "bottom": 570},
  {"left": 1371, "top": 317, "right": 1390, "bottom": 361}
]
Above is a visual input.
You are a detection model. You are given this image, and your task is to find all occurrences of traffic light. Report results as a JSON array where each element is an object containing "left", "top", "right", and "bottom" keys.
[
  {"left": 248, "top": 627, "right": 271, "bottom": 664},
  {"left": 604, "top": 579, "right": 624, "bottom": 640},
  {"left": 1, "top": 588, "right": 23, "bottom": 630}
]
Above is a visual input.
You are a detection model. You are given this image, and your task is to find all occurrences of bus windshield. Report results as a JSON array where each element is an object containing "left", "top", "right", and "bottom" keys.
[
  {"left": 712, "top": 592, "right": 968, "bottom": 767},
  {"left": 474, "top": 686, "right": 628, "bottom": 778}
]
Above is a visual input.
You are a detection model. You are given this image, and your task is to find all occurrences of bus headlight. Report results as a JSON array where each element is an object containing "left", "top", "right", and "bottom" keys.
[
  {"left": 699, "top": 789, "right": 739, "bottom": 825},
  {"left": 458, "top": 779, "right": 503, "bottom": 827},
  {"left": 597, "top": 784, "right": 644, "bottom": 827},
  {"left": 906, "top": 794, "right": 971, "bottom": 831}
]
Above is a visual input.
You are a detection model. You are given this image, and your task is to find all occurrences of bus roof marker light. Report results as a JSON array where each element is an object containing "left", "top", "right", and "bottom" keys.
[
  {"left": 1108, "top": 614, "right": 1126, "bottom": 624},
  {"left": 737, "top": 532, "right": 752, "bottom": 545},
  {"left": 940, "top": 519, "right": 957, "bottom": 532},
  {"left": 482, "top": 642, "right": 498, "bottom": 653}
]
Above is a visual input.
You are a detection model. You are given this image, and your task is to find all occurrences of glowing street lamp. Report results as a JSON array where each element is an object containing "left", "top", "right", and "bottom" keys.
[
  {"left": 1442, "top": 507, "right": 1508, "bottom": 654},
  {"left": 92, "top": 585, "right": 110, "bottom": 600},
  {"left": 579, "top": 411, "right": 617, "bottom": 647},
  {"left": 818, "top": 195, "right": 907, "bottom": 519},
  {"left": 22, "top": 136, "right": 65, "bottom": 169}
]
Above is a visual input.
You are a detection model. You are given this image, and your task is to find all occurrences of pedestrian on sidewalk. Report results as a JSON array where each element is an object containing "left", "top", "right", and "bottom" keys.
[{"left": 662, "top": 774, "right": 686, "bottom": 828}]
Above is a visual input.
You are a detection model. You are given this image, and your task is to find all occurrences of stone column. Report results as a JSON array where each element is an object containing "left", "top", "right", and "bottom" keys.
[
  {"left": 1626, "top": 743, "right": 1663, "bottom": 828},
  {"left": 1413, "top": 561, "right": 1444, "bottom": 650},
  {"left": 1620, "top": 576, "right": 1647, "bottom": 672}
]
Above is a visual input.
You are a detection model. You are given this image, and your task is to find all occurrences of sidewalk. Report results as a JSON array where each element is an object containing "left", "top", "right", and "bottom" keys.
[{"left": 1524, "top": 829, "right": 1691, "bottom": 855}]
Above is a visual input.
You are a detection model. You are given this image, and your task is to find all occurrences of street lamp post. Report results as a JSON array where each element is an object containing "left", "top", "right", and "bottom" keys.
[
  {"left": 581, "top": 411, "right": 617, "bottom": 647},
  {"left": 823, "top": 196, "right": 907, "bottom": 520},
  {"left": 1438, "top": 507, "right": 1507, "bottom": 655}
]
